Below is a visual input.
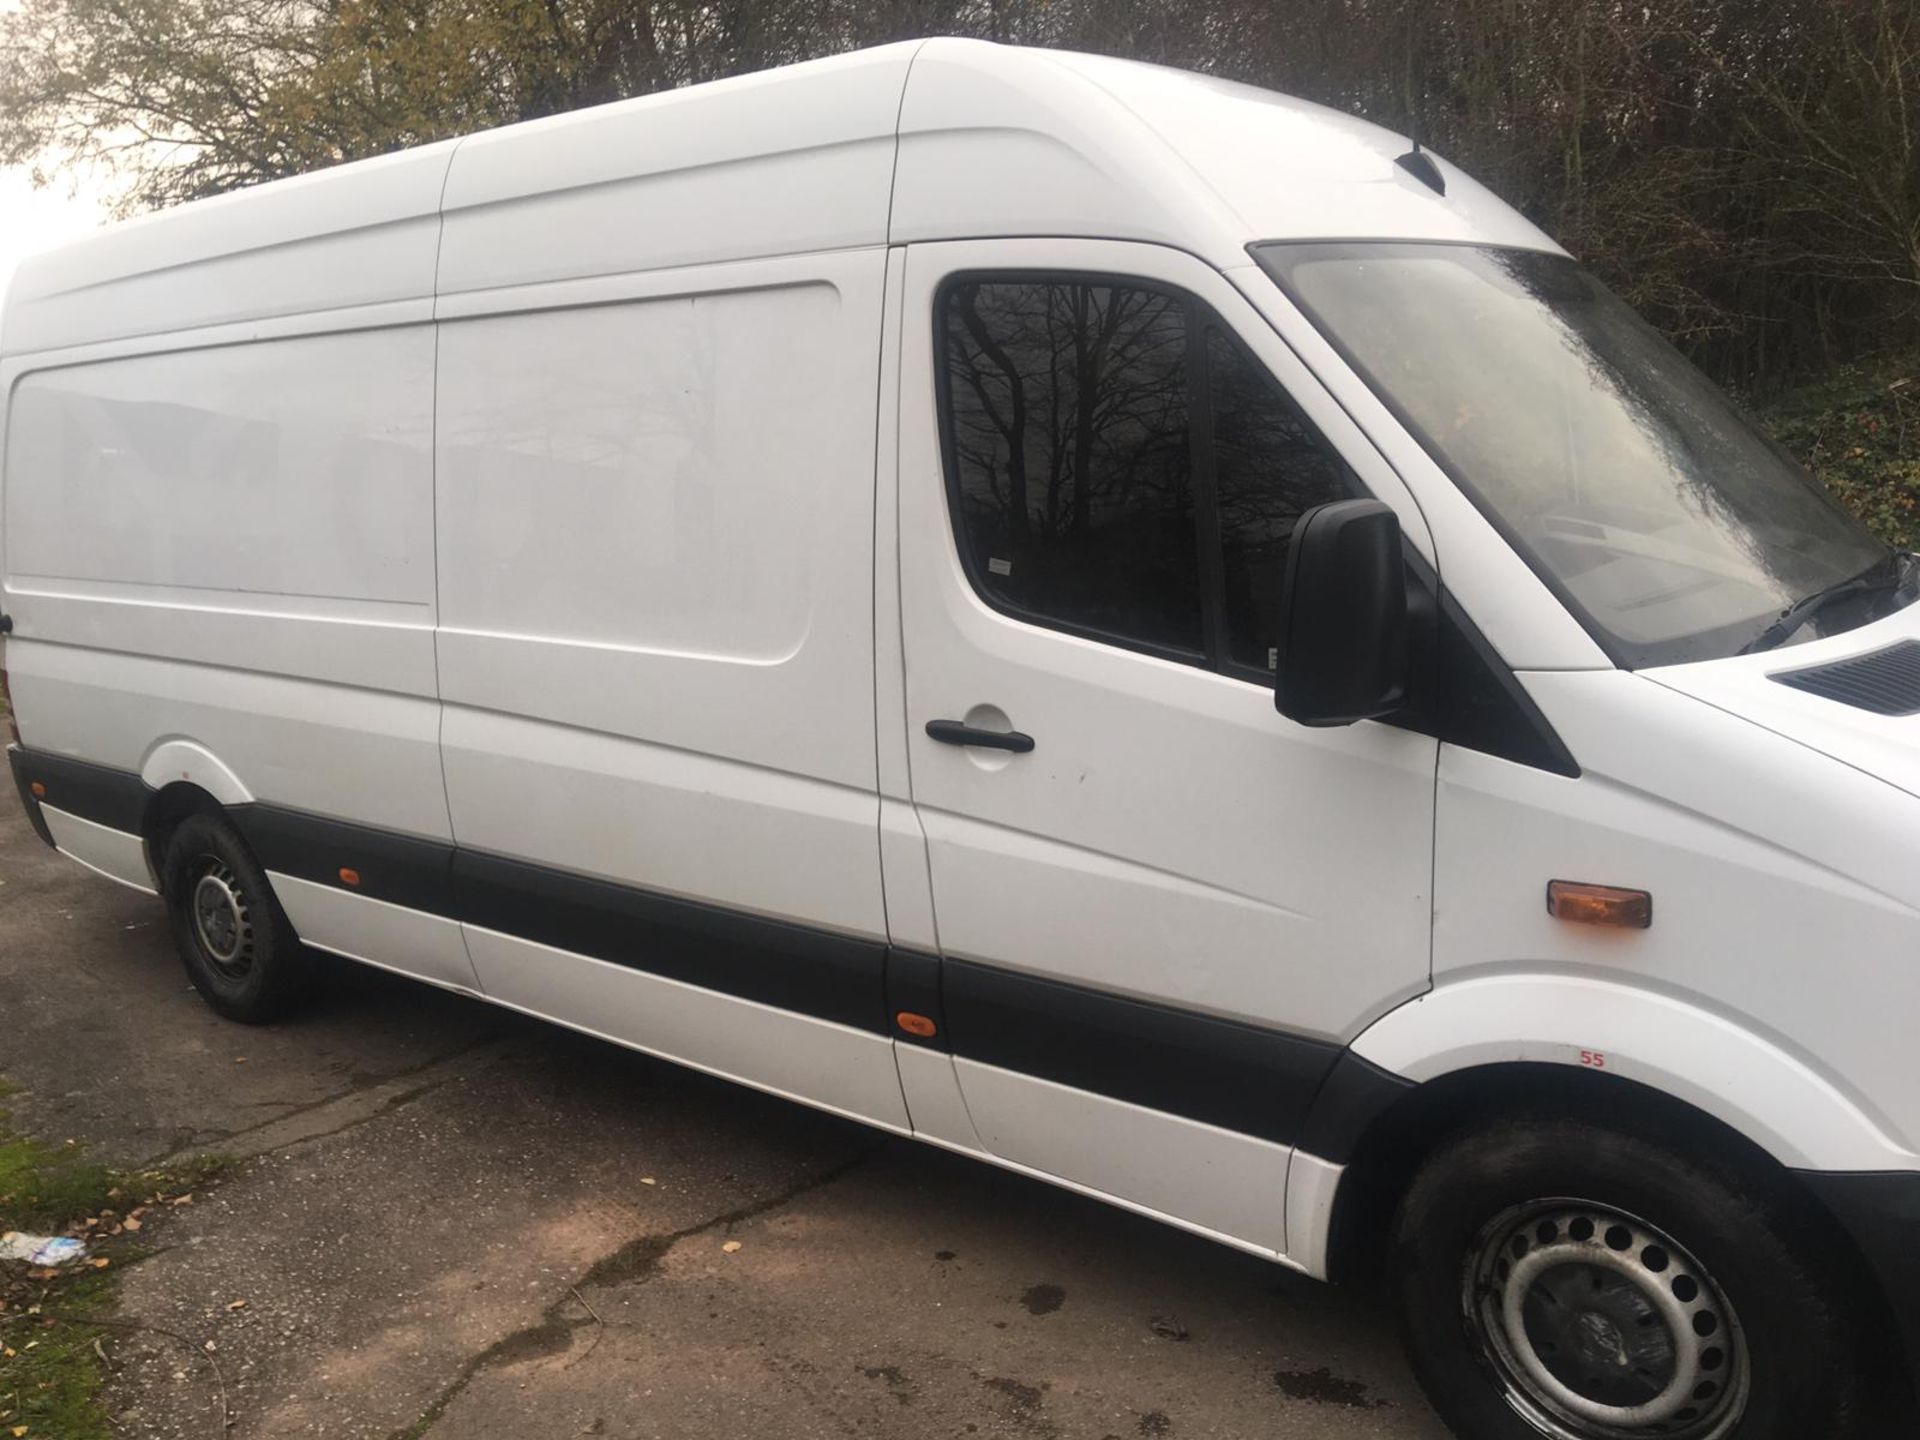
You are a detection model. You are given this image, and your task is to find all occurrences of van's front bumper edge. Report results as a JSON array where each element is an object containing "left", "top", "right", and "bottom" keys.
[
  {"left": 1800, "top": 1169, "right": 1920, "bottom": 1388},
  {"left": 7, "top": 744, "right": 57, "bottom": 849}
]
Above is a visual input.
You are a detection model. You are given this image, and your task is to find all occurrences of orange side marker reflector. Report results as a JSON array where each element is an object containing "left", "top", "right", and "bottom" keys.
[
  {"left": 338, "top": 867, "right": 362, "bottom": 887},
  {"left": 1547, "top": 880, "right": 1652, "bottom": 929},
  {"left": 895, "top": 1011, "right": 938, "bottom": 1039},
  {"left": 29, "top": 781, "right": 46, "bottom": 798}
]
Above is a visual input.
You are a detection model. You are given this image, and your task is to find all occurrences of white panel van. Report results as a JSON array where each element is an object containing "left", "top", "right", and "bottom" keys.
[{"left": 4, "top": 39, "right": 1917, "bottom": 1440}]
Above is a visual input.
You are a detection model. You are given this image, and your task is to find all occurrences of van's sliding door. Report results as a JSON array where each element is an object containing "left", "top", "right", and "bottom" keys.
[{"left": 432, "top": 249, "right": 909, "bottom": 1133}]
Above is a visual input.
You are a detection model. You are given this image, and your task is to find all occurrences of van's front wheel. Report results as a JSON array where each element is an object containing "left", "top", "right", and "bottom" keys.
[
  {"left": 1394, "top": 1117, "right": 1863, "bottom": 1440},
  {"left": 162, "top": 813, "right": 313, "bottom": 1023}
]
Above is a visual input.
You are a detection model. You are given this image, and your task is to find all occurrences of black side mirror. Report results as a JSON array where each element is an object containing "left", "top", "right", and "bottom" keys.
[{"left": 1273, "top": 499, "right": 1410, "bottom": 727}]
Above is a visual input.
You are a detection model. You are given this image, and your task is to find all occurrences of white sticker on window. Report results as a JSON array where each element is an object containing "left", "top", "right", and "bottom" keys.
[{"left": 988, "top": 557, "right": 1013, "bottom": 577}]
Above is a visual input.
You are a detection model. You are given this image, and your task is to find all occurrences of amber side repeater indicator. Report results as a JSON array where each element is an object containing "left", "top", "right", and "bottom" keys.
[
  {"left": 338, "top": 867, "right": 362, "bottom": 887},
  {"left": 29, "top": 781, "right": 46, "bottom": 798},
  {"left": 895, "top": 1011, "right": 938, "bottom": 1039},
  {"left": 1547, "top": 880, "right": 1652, "bottom": 929}
]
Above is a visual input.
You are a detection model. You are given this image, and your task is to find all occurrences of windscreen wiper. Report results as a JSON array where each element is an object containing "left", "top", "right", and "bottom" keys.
[{"left": 1738, "top": 554, "right": 1917, "bottom": 656}]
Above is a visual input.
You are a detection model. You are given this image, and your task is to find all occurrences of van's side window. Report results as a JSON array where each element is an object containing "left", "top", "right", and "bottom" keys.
[
  {"left": 1207, "top": 327, "right": 1357, "bottom": 671},
  {"left": 938, "top": 274, "right": 1359, "bottom": 674},
  {"left": 942, "top": 279, "right": 1203, "bottom": 655}
]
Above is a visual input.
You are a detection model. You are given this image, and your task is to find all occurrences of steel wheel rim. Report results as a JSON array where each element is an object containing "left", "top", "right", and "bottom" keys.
[
  {"left": 1463, "top": 1199, "right": 1749, "bottom": 1440},
  {"left": 190, "top": 861, "right": 255, "bottom": 977}
]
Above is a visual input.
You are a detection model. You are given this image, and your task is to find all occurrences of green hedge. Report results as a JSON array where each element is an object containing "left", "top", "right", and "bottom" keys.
[{"left": 1758, "top": 354, "right": 1920, "bottom": 552}]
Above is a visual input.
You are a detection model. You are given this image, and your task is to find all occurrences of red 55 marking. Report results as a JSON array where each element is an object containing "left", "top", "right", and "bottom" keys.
[{"left": 1579, "top": 1049, "right": 1607, "bottom": 1069}]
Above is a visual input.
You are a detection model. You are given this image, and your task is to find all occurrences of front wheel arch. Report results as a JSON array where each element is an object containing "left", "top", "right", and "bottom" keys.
[
  {"left": 1325, "top": 1063, "right": 1909, "bottom": 1417},
  {"left": 1326, "top": 1063, "right": 1796, "bottom": 1283},
  {"left": 1394, "top": 1109, "right": 1861, "bottom": 1438}
]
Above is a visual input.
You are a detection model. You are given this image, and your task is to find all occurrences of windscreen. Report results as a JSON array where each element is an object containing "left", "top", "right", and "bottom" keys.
[{"left": 1255, "top": 242, "right": 1892, "bottom": 668}]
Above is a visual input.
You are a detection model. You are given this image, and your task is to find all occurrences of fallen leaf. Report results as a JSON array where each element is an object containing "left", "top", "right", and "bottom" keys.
[
  {"left": 13, "top": 1423, "right": 29, "bottom": 1436},
  {"left": 170, "top": 1195, "right": 194, "bottom": 1207},
  {"left": 640, "top": 1178, "right": 656, "bottom": 1186},
  {"left": 226, "top": 1299, "right": 247, "bottom": 1311},
  {"left": 92, "top": 1258, "right": 110, "bottom": 1269},
  {"left": 121, "top": 1217, "right": 141, "bottom": 1232},
  {"left": 1149, "top": 1315, "right": 1190, "bottom": 1342},
  {"left": 720, "top": 1241, "right": 742, "bottom": 1254}
]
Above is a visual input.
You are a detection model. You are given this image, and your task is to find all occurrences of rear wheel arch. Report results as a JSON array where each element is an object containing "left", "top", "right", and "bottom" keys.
[
  {"left": 137, "top": 740, "right": 256, "bottom": 893},
  {"left": 141, "top": 782, "right": 229, "bottom": 896},
  {"left": 137, "top": 739, "right": 253, "bottom": 806}
]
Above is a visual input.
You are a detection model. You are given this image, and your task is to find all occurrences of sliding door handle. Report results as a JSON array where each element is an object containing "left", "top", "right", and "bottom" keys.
[{"left": 925, "top": 719, "right": 1035, "bottom": 754}]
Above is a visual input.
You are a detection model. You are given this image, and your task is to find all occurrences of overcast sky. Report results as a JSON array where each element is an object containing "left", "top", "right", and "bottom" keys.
[
  {"left": 0, "top": 0, "right": 119, "bottom": 297},
  {"left": 0, "top": 161, "right": 115, "bottom": 292}
]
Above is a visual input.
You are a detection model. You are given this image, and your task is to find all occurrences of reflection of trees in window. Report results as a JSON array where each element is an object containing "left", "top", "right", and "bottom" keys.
[
  {"left": 942, "top": 276, "right": 1359, "bottom": 669},
  {"left": 945, "top": 280, "right": 1200, "bottom": 652},
  {"left": 1210, "top": 329, "right": 1353, "bottom": 668}
]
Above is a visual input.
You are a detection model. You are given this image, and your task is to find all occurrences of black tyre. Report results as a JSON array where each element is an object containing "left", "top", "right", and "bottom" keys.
[
  {"left": 161, "top": 813, "right": 314, "bottom": 1023},
  {"left": 1394, "top": 1116, "right": 1863, "bottom": 1440}
]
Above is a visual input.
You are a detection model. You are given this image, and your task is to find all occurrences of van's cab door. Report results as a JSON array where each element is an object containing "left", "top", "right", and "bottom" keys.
[{"left": 892, "top": 240, "right": 1438, "bottom": 1257}]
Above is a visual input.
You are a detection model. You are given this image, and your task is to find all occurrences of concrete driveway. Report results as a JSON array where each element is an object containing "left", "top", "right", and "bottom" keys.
[{"left": 0, "top": 796, "right": 1449, "bottom": 1439}]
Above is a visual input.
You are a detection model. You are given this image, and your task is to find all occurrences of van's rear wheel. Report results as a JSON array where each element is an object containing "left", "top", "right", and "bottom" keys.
[
  {"left": 1394, "top": 1117, "right": 1862, "bottom": 1440},
  {"left": 162, "top": 813, "right": 313, "bottom": 1023}
]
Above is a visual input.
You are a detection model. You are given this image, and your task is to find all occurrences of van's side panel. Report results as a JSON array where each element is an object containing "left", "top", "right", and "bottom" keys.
[
  {"left": 0, "top": 324, "right": 451, "bottom": 844},
  {"left": 434, "top": 254, "right": 889, "bottom": 932},
  {"left": 428, "top": 41, "right": 913, "bottom": 940},
  {"left": 432, "top": 248, "right": 906, "bottom": 1127}
]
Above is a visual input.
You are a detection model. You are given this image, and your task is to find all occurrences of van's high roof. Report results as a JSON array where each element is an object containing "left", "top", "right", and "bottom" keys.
[{"left": 2, "top": 38, "right": 1560, "bottom": 357}]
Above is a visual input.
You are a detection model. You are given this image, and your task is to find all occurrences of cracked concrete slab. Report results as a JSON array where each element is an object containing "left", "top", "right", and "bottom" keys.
[
  {"left": 424, "top": 1142, "right": 1446, "bottom": 1440},
  {"left": 147, "top": 1034, "right": 519, "bottom": 1170},
  {"left": 0, "top": 804, "right": 506, "bottom": 1168},
  {"left": 104, "top": 1030, "right": 875, "bottom": 1438},
  {"left": 3, "top": 798, "right": 1447, "bottom": 1438}
]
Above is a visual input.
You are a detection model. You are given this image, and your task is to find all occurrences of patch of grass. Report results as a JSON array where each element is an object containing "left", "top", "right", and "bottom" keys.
[
  {"left": 1756, "top": 352, "right": 1920, "bottom": 549},
  {"left": 1, "top": 1269, "right": 117, "bottom": 1440},
  {"left": 1, "top": 1086, "right": 230, "bottom": 1440},
  {"left": 0, "top": 1134, "right": 118, "bottom": 1239}
]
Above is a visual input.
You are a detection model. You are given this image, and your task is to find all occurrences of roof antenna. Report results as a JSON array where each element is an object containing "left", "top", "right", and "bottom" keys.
[{"left": 1394, "top": 19, "right": 1446, "bottom": 195}]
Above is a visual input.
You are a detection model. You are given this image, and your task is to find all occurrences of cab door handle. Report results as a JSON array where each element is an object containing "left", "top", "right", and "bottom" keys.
[{"left": 925, "top": 720, "right": 1035, "bottom": 754}]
